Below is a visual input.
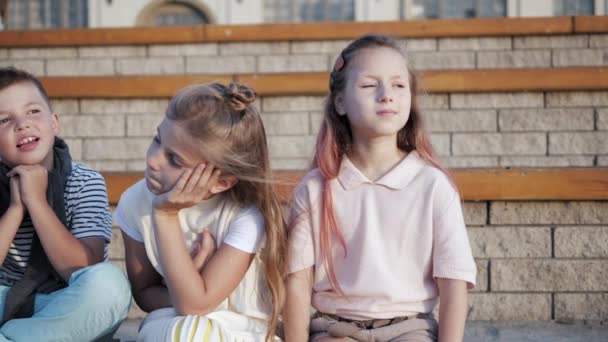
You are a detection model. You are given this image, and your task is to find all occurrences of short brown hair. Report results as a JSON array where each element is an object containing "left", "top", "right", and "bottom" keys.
[{"left": 0, "top": 67, "right": 51, "bottom": 108}]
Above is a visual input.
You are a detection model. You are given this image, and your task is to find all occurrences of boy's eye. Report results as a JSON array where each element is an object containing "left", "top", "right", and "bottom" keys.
[
  {"left": 27, "top": 109, "right": 40, "bottom": 115},
  {"left": 361, "top": 84, "right": 376, "bottom": 88},
  {"left": 0, "top": 117, "right": 10, "bottom": 125},
  {"left": 152, "top": 135, "right": 160, "bottom": 144},
  {"left": 394, "top": 83, "right": 406, "bottom": 88}
]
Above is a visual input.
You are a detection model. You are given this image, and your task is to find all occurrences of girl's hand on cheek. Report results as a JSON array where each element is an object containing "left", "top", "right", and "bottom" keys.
[
  {"left": 7, "top": 165, "right": 48, "bottom": 209},
  {"left": 152, "top": 163, "right": 221, "bottom": 215}
]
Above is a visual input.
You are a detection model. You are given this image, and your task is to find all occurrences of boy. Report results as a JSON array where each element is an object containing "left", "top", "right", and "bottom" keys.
[{"left": 0, "top": 67, "right": 131, "bottom": 341}]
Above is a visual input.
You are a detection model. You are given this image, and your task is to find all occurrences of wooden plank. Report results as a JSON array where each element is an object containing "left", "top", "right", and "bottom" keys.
[
  {"left": 104, "top": 168, "right": 608, "bottom": 205},
  {"left": 205, "top": 18, "right": 570, "bottom": 41},
  {"left": 0, "top": 17, "right": 573, "bottom": 47},
  {"left": 419, "top": 67, "right": 608, "bottom": 93},
  {"left": 237, "top": 73, "right": 328, "bottom": 96},
  {"left": 452, "top": 168, "right": 608, "bottom": 201},
  {"left": 40, "top": 68, "right": 608, "bottom": 98},
  {"left": 574, "top": 16, "right": 608, "bottom": 33},
  {"left": 104, "top": 172, "right": 145, "bottom": 206},
  {"left": 0, "top": 26, "right": 205, "bottom": 47},
  {"left": 42, "top": 75, "right": 233, "bottom": 98}
]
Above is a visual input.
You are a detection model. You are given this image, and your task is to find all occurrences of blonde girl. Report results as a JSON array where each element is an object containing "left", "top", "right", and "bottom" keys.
[
  {"left": 115, "top": 83, "right": 285, "bottom": 342},
  {"left": 284, "top": 35, "right": 476, "bottom": 342}
]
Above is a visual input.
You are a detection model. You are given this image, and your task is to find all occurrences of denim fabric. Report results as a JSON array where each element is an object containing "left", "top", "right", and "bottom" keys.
[{"left": 0, "top": 263, "right": 131, "bottom": 342}]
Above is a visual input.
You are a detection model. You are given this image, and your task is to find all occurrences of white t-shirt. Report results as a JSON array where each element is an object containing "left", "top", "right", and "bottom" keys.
[
  {"left": 114, "top": 179, "right": 271, "bottom": 321},
  {"left": 118, "top": 201, "right": 265, "bottom": 254}
]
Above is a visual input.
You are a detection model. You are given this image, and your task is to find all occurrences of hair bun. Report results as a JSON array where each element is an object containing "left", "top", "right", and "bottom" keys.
[{"left": 226, "top": 83, "right": 256, "bottom": 112}]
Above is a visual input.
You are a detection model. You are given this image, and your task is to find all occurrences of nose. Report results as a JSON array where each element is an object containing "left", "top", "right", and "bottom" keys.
[
  {"left": 14, "top": 116, "right": 31, "bottom": 131},
  {"left": 146, "top": 144, "right": 162, "bottom": 171},
  {"left": 378, "top": 84, "right": 394, "bottom": 103}
]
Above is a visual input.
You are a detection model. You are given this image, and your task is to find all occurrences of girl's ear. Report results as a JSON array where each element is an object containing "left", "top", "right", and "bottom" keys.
[
  {"left": 334, "top": 93, "right": 347, "bottom": 116},
  {"left": 209, "top": 175, "right": 238, "bottom": 195}
]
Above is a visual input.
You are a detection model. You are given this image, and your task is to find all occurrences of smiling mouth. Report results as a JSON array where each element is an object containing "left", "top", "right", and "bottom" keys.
[{"left": 16, "top": 136, "right": 40, "bottom": 148}]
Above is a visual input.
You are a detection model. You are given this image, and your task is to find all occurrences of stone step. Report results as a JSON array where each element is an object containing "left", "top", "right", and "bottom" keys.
[{"left": 112, "top": 320, "right": 608, "bottom": 342}]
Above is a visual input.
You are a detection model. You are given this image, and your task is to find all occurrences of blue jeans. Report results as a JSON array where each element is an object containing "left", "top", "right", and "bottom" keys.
[{"left": 0, "top": 263, "right": 131, "bottom": 342}]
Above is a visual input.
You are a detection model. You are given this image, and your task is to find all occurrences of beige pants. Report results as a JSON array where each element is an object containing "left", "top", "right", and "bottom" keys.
[{"left": 309, "top": 313, "right": 438, "bottom": 342}]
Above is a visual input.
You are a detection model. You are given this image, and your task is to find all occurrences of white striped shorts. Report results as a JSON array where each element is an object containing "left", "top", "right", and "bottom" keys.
[{"left": 136, "top": 308, "right": 276, "bottom": 342}]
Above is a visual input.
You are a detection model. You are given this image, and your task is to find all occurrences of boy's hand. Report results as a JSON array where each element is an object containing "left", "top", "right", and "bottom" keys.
[
  {"left": 7, "top": 165, "right": 48, "bottom": 208},
  {"left": 152, "top": 163, "right": 221, "bottom": 215},
  {"left": 9, "top": 176, "right": 24, "bottom": 208},
  {"left": 191, "top": 229, "right": 217, "bottom": 273},
  {"left": 9, "top": 176, "right": 25, "bottom": 214}
]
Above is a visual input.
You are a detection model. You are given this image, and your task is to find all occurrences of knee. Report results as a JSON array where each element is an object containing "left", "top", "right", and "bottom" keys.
[{"left": 73, "top": 263, "right": 132, "bottom": 316}]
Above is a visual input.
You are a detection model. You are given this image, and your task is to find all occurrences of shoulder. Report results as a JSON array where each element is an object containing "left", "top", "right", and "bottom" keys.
[
  {"left": 415, "top": 162, "right": 460, "bottom": 215},
  {"left": 225, "top": 205, "right": 266, "bottom": 253},
  {"left": 65, "top": 163, "right": 108, "bottom": 197},
  {"left": 292, "top": 168, "right": 324, "bottom": 202},
  {"left": 67, "top": 163, "right": 106, "bottom": 186},
  {"left": 418, "top": 163, "right": 454, "bottom": 191},
  {"left": 234, "top": 205, "right": 264, "bottom": 226},
  {"left": 118, "top": 178, "right": 149, "bottom": 203},
  {"left": 113, "top": 179, "right": 150, "bottom": 236}
]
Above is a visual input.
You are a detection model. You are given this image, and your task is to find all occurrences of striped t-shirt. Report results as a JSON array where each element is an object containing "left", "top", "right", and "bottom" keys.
[{"left": 0, "top": 163, "right": 113, "bottom": 287}]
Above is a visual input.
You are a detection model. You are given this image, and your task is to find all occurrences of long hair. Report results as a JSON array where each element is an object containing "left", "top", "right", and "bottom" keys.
[
  {"left": 313, "top": 34, "right": 451, "bottom": 294},
  {"left": 166, "top": 83, "right": 286, "bottom": 342}
]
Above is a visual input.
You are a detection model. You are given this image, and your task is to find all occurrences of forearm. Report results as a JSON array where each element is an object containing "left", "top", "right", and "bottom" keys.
[
  {"left": 284, "top": 269, "right": 313, "bottom": 342},
  {"left": 152, "top": 212, "right": 213, "bottom": 314},
  {"left": 134, "top": 284, "right": 173, "bottom": 312},
  {"left": 438, "top": 278, "right": 468, "bottom": 342},
  {"left": 28, "top": 203, "right": 101, "bottom": 280},
  {"left": 0, "top": 207, "right": 25, "bottom": 264}
]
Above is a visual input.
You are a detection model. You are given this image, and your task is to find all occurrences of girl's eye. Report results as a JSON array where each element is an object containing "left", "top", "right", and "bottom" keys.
[
  {"left": 27, "top": 109, "right": 40, "bottom": 115},
  {"left": 167, "top": 154, "right": 182, "bottom": 168},
  {"left": 0, "top": 117, "right": 10, "bottom": 125},
  {"left": 394, "top": 83, "right": 406, "bottom": 88},
  {"left": 361, "top": 84, "right": 376, "bottom": 88},
  {"left": 152, "top": 135, "right": 160, "bottom": 144}
]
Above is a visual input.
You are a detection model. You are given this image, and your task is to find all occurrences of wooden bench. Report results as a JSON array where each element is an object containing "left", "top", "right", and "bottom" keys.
[
  {"left": 104, "top": 168, "right": 608, "bottom": 205},
  {"left": 36, "top": 67, "right": 608, "bottom": 98}
]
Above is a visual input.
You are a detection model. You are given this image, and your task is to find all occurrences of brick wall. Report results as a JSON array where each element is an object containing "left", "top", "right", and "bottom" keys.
[
  {"left": 1, "top": 35, "right": 606, "bottom": 75},
  {"left": 48, "top": 90, "right": 608, "bottom": 171},
  {"left": 1, "top": 23, "right": 607, "bottom": 321}
]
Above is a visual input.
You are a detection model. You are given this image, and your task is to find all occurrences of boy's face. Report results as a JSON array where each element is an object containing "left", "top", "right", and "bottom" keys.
[{"left": 0, "top": 81, "right": 59, "bottom": 170}]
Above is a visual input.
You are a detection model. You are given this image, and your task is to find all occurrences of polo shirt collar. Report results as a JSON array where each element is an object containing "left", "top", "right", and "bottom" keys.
[{"left": 337, "top": 151, "right": 426, "bottom": 190}]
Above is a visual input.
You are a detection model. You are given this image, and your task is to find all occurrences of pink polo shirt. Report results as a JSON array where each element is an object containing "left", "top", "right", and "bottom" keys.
[{"left": 287, "top": 151, "right": 476, "bottom": 320}]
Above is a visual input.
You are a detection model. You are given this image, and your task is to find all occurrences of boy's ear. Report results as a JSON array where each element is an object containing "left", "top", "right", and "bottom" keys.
[
  {"left": 51, "top": 112, "right": 60, "bottom": 135},
  {"left": 209, "top": 175, "right": 238, "bottom": 195},
  {"left": 334, "top": 93, "right": 346, "bottom": 116}
]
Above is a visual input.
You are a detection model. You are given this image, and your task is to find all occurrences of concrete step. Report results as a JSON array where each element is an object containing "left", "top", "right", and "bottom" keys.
[
  {"left": 112, "top": 320, "right": 608, "bottom": 342},
  {"left": 465, "top": 321, "right": 608, "bottom": 342}
]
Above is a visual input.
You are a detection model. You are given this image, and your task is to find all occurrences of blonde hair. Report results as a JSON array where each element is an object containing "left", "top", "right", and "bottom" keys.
[{"left": 167, "top": 83, "right": 286, "bottom": 341}]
